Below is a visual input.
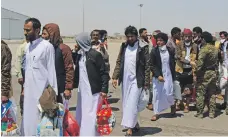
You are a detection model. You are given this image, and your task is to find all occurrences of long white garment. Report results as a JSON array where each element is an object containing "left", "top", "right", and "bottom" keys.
[
  {"left": 223, "top": 41, "right": 228, "bottom": 68},
  {"left": 75, "top": 51, "right": 101, "bottom": 136},
  {"left": 220, "top": 65, "right": 228, "bottom": 103},
  {"left": 219, "top": 42, "right": 228, "bottom": 103},
  {"left": 153, "top": 49, "right": 174, "bottom": 114},
  {"left": 23, "top": 38, "right": 58, "bottom": 136},
  {"left": 185, "top": 46, "right": 191, "bottom": 61},
  {"left": 121, "top": 43, "right": 142, "bottom": 128}
]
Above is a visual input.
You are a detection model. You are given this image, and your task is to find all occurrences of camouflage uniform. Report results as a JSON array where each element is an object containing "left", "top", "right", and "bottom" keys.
[
  {"left": 1, "top": 40, "right": 12, "bottom": 98},
  {"left": 176, "top": 41, "right": 197, "bottom": 87},
  {"left": 195, "top": 43, "right": 218, "bottom": 118}
]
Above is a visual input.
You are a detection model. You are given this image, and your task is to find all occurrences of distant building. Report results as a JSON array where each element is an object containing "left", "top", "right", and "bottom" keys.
[{"left": 1, "top": 7, "right": 30, "bottom": 40}]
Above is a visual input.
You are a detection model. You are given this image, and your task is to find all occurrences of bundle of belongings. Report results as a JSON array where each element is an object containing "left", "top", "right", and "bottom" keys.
[
  {"left": 63, "top": 100, "right": 80, "bottom": 136},
  {"left": 96, "top": 98, "right": 116, "bottom": 135},
  {"left": 36, "top": 85, "right": 64, "bottom": 136},
  {"left": 1, "top": 99, "right": 20, "bottom": 136}
]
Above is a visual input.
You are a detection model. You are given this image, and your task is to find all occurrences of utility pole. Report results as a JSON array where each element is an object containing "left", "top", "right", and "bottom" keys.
[
  {"left": 83, "top": 0, "right": 85, "bottom": 32},
  {"left": 139, "top": 4, "right": 143, "bottom": 28}
]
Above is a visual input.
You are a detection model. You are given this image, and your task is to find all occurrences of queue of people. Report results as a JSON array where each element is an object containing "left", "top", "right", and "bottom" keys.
[{"left": 1, "top": 17, "right": 227, "bottom": 136}]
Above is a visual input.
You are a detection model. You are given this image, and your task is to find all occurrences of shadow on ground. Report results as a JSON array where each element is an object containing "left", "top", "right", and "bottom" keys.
[
  {"left": 215, "top": 110, "right": 223, "bottom": 118},
  {"left": 202, "top": 110, "right": 223, "bottom": 118},
  {"left": 133, "top": 127, "right": 162, "bottom": 136},
  {"left": 111, "top": 107, "right": 120, "bottom": 111},
  {"left": 108, "top": 98, "right": 120, "bottom": 104},
  {"left": 159, "top": 113, "right": 184, "bottom": 118}
]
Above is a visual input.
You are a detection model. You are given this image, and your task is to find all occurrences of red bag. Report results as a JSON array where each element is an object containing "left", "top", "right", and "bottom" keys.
[
  {"left": 63, "top": 100, "right": 80, "bottom": 136},
  {"left": 96, "top": 98, "right": 116, "bottom": 135}
]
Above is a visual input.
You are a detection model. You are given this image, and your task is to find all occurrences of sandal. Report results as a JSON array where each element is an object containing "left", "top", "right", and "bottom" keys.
[
  {"left": 151, "top": 114, "right": 159, "bottom": 121},
  {"left": 183, "top": 108, "right": 189, "bottom": 113},
  {"left": 176, "top": 105, "right": 180, "bottom": 111},
  {"left": 125, "top": 129, "right": 132, "bottom": 136},
  {"left": 147, "top": 104, "right": 153, "bottom": 110},
  {"left": 176, "top": 101, "right": 181, "bottom": 111}
]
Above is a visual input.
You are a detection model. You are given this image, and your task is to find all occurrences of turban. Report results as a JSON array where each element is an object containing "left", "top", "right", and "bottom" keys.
[{"left": 183, "top": 28, "right": 192, "bottom": 35}]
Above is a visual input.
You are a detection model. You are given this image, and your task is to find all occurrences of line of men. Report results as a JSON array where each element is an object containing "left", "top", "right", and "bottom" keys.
[
  {"left": 2, "top": 18, "right": 110, "bottom": 136},
  {"left": 111, "top": 26, "right": 228, "bottom": 135},
  {"left": 138, "top": 27, "right": 228, "bottom": 116},
  {"left": 1, "top": 17, "right": 227, "bottom": 136}
]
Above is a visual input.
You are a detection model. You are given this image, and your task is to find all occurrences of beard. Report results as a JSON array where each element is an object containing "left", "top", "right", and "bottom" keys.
[
  {"left": 184, "top": 41, "right": 191, "bottom": 46},
  {"left": 25, "top": 34, "right": 36, "bottom": 42}
]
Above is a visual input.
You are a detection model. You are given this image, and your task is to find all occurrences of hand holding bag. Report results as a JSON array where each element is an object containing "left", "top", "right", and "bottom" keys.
[{"left": 63, "top": 100, "right": 80, "bottom": 136}]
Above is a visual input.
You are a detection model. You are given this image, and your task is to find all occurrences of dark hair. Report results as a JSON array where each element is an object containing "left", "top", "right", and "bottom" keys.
[
  {"left": 202, "top": 31, "right": 213, "bottom": 43},
  {"left": 156, "top": 32, "right": 168, "bottom": 43},
  {"left": 25, "top": 18, "right": 41, "bottom": 30},
  {"left": 99, "top": 30, "right": 107, "bottom": 35},
  {"left": 91, "top": 29, "right": 100, "bottom": 36},
  {"left": 99, "top": 30, "right": 107, "bottom": 38},
  {"left": 171, "top": 27, "right": 181, "bottom": 36},
  {"left": 124, "top": 25, "right": 138, "bottom": 36},
  {"left": 219, "top": 31, "right": 228, "bottom": 37},
  {"left": 139, "top": 28, "right": 147, "bottom": 35},
  {"left": 193, "top": 27, "right": 203, "bottom": 34}
]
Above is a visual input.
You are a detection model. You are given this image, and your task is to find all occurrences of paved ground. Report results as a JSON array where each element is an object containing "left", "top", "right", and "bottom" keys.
[{"left": 7, "top": 40, "right": 228, "bottom": 136}]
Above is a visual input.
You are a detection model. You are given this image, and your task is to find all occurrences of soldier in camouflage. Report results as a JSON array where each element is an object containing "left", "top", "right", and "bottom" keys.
[{"left": 195, "top": 32, "right": 219, "bottom": 119}]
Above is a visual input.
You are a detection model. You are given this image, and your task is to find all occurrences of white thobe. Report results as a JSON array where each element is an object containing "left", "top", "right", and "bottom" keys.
[
  {"left": 23, "top": 38, "right": 58, "bottom": 136},
  {"left": 121, "top": 43, "right": 142, "bottom": 128},
  {"left": 220, "top": 42, "right": 228, "bottom": 103},
  {"left": 75, "top": 51, "right": 101, "bottom": 136},
  {"left": 153, "top": 49, "right": 175, "bottom": 114}
]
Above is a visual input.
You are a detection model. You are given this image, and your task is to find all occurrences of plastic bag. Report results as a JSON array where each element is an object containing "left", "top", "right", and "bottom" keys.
[
  {"left": 138, "top": 89, "right": 149, "bottom": 112},
  {"left": 63, "top": 100, "right": 80, "bottom": 136},
  {"left": 36, "top": 103, "right": 64, "bottom": 136},
  {"left": 96, "top": 98, "right": 116, "bottom": 135},
  {"left": 1, "top": 99, "right": 20, "bottom": 136}
]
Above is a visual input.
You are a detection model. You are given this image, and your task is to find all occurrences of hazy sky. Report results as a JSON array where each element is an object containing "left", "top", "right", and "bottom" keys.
[{"left": 2, "top": 0, "right": 228, "bottom": 36}]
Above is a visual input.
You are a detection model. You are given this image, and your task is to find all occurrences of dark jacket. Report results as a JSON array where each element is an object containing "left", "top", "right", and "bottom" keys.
[
  {"left": 92, "top": 43, "right": 110, "bottom": 74},
  {"left": 43, "top": 24, "right": 74, "bottom": 94},
  {"left": 112, "top": 40, "right": 150, "bottom": 88},
  {"left": 74, "top": 49, "right": 109, "bottom": 94},
  {"left": 150, "top": 46, "right": 176, "bottom": 81},
  {"left": 1, "top": 40, "right": 12, "bottom": 98}
]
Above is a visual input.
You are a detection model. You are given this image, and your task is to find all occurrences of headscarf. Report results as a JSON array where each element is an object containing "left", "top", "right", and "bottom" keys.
[
  {"left": 75, "top": 32, "right": 91, "bottom": 52},
  {"left": 43, "top": 23, "right": 63, "bottom": 46}
]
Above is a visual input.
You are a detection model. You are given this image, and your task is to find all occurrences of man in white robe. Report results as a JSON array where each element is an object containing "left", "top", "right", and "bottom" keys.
[
  {"left": 112, "top": 26, "right": 150, "bottom": 136},
  {"left": 74, "top": 32, "right": 109, "bottom": 136},
  {"left": 218, "top": 31, "right": 228, "bottom": 114},
  {"left": 22, "top": 18, "right": 58, "bottom": 136},
  {"left": 150, "top": 32, "right": 176, "bottom": 121}
]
